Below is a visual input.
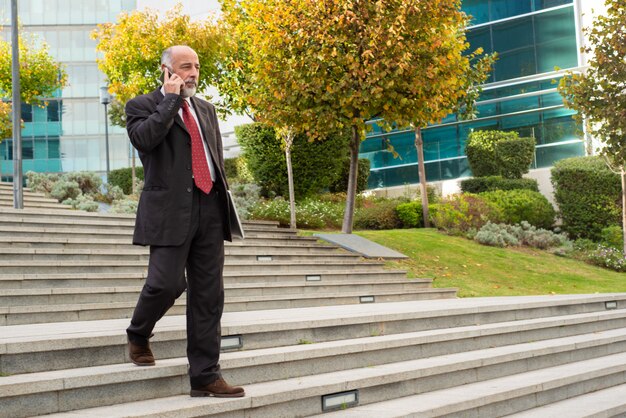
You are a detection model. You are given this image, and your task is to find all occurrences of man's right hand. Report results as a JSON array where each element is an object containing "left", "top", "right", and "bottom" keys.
[{"left": 163, "top": 67, "right": 184, "bottom": 95}]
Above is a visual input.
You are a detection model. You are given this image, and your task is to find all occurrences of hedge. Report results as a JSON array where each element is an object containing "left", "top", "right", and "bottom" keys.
[
  {"left": 108, "top": 167, "right": 144, "bottom": 195},
  {"left": 465, "top": 130, "right": 535, "bottom": 178},
  {"left": 551, "top": 156, "right": 621, "bottom": 240},
  {"left": 236, "top": 123, "right": 349, "bottom": 199},
  {"left": 328, "top": 158, "right": 371, "bottom": 194},
  {"left": 460, "top": 176, "right": 539, "bottom": 194}
]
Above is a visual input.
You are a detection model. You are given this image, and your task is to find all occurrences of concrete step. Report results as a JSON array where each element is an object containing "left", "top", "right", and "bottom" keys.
[
  {"left": 0, "top": 269, "right": 410, "bottom": 289},
  {"left": 2, "top": 324, "right": 626, "bottom": 417},
  {"left": 0, "top": 259, "right": 386, "bottom": 275},
  {"left": 0, "top": 247, "right": 359, "bottom": 263},
  {"left": 0, "top": 206, "right": 281, "bottom": 229},
  {"left": 0, "top": 194, "right": 64, "bottom": 204},
  {"left": 2, "top": 295, "right": 624, "bottom": 374},
  {"left": 0, "top": 200, "right": 73, "bottom": 210},
  {"left": 0, "top": 235, "right": 325, "bottom": 249},
  {"left": 314, "top": 352, "right": 626, "bottom": 418},
  {"left": 0, "top": 279, "right": 432, "bottom": 306},
  {"left": 30, "top": 338, "right": 626, "bottom": 418},
  {"left": 0, "top": 224, "right": 299, "bottom": 239},
  {"left": 0, "top": 287, "right": 457, "bottom": 325},
  {"left": 505, "top": 383, "right": 626, "bottom": 417}
]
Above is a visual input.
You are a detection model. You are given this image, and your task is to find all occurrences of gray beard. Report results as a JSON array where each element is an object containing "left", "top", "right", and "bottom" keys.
[{"left": 181, "top": 86, "right": 197, "bottom": 98}]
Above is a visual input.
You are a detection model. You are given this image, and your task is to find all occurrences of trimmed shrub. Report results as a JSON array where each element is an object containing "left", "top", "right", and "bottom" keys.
[
  {"left": 328, "top": 158, "right": 371, "bottom": 194},
  {"left": 465, "top": 130, "right": 519, "bottom": 177},
  {"left": 494, "top": 137, "right": 536, "bottom": 179},
  {"left": 236, "top": 123, "right": 348, "bottom": 199},
  {"left": 108, "top": 167, "right": 144, "bottom": 195},
  {"left": 354, "top": 199, "right": 403, "bottom": 230},
  {"left": 460, "top": 176, "right": 539, "bottom": 194},
  {"left": 551, "top": 156, "right": 621, "bottom": 240},
  {"left": 396, "top": 201, "right": 423, "bottom": 228},
  {"left": 224, "top": 157, "right": 253, "bottom": 183},
  {"left": 430, "top": 193, "right": 501, "bottom": 234},
  {"left": 480, "top": 189, "right": 555, "bottom": 229}
]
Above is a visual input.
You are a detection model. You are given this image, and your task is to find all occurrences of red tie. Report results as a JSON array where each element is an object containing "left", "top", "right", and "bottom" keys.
[{"left": 181, "top": 100, "right": 213, "bottom": 194}]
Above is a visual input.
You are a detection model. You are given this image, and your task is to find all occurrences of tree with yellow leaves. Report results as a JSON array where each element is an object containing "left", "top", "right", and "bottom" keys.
[
  {"left": 92, "top": 3, "right": 223, "bottom": 127},
  {"left": 230, "top": 0, "right": 495, "bottom": 233},
  {"left": 0, "top": 31, "right": 67, "bottom": 142}
]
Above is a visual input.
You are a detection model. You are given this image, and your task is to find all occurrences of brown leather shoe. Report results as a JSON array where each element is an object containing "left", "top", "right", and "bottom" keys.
[
  {"left": 128, "top": 339, "right": 155, "bottom": 366},
  {"left": 190, "top": 377, "right": 245, "bottom": 398}
]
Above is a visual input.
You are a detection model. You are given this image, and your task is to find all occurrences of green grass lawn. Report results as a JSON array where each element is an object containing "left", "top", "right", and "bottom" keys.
[{"left": 346, "top": 229, "right": 626, "bottom": 298}]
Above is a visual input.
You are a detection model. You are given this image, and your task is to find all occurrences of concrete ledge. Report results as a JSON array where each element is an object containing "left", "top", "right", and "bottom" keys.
[{"left": 314, "top": 233, "right": 407, "bottom": 259}]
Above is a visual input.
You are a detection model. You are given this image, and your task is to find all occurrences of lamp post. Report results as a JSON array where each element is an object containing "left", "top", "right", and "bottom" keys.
[
  {"left": 11, "top": 0, "right": 23, "bottom": 209},
  {"left": 99, "top": 85, "right": 111, "bottom": 179}
]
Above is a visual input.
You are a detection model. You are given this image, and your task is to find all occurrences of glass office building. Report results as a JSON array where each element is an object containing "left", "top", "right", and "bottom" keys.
[
  {"left": 361, "top": 0, "right": 585, "bottom": 189},
  {"left": 0, "top": 0, "right": 136, "bottom": 181}
]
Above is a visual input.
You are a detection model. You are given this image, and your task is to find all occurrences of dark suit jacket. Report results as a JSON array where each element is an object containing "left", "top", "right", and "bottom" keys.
[{"left": 125, "top": 89, "right": 232, "bottom": 246}]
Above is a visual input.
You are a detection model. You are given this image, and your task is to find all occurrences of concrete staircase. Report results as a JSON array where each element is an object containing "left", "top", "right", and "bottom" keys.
[{"left": 1, "top": 182, "right": 626, "bottom": 417}]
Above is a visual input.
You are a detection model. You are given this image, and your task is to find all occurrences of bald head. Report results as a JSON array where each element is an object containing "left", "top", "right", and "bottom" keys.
[{"left": 161, "top": 45, "right": 198, "bottom": 69}]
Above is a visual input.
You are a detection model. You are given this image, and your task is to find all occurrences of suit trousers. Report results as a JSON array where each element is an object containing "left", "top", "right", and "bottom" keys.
[{"left": 127, "top": 185, "right": 225, "bottom": 387}]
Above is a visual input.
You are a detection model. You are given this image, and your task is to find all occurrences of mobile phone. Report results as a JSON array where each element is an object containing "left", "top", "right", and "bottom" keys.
[{"left": 159, "top": 66, "right": 175, "bottom": 83}]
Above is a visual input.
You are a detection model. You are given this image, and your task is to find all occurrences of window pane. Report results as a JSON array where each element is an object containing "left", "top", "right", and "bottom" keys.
[
  {"left": 21, "top": 103, "right": 33, "bottom": 122},
  {"left": 495, "top": 47, "right": 536, "bottom": 80},
  {"left": 490, "top": 0, "right": 532, "bottom": 21},
  {"left": 23, "top": 140, "right": 34, "bottom": 159},
  {"left": 535, "top": 7, "right": 578, "bottom": 72},
  {"left": 533, "top": 0, "right": 572, "bottom": 10},
  {"left": 463, "top": 0, "right": 490, "bottom": 25},
  {"left": 493, "top": 17, "right": 534, "bottom": 52}
]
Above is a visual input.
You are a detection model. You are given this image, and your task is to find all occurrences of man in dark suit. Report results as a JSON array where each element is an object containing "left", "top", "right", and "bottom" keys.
[{"left": 124, "top": 45, "right": 244, "bottom": 398}]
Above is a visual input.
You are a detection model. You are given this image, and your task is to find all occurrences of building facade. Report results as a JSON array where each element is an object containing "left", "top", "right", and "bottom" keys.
[
  {"left": 361, "top": 0, "right": 588, "bottom": 190},
  {"left": 0, "top": 0, "right": 136, "bottom": 181}
]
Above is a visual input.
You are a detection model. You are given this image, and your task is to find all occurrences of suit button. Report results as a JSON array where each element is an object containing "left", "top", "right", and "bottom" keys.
[
  {"left": 187, "top": 187, "right": 192, "bottom": 192},
  {"left": 186, "top": 165, "right": 191, "bottom": 170}
]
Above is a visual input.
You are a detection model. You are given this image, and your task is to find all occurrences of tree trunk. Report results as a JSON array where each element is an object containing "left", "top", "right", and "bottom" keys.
[
  {"left": 620, "top": 165, "right": 626, "bottom": 257},
  {"left": 622, "top": 167, "right": 626, "bottom": 255},
  {"left": 342, "top": 125, "right": 360, "bottom": 234},
  {"left": 414, "top": 126, "right": 430, "bottom": 228},
  {"left": 284, "top": 130, "right": 296, "bottom": 229}
]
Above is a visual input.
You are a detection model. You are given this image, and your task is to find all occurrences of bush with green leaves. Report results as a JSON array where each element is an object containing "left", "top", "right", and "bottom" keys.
[
  {"left": 108, "top": 167, "right": 144, "bottom": 195},
  {"left": 551, "top": 156, "right": 621, "bottom": 240},
  {"left": 396, "top": 201, "right": 423, "bottom": 228},
  {"left": 494, "top": 137, "right": 535, "bottom": 179},
  {"left": 224, "top": 157, "right": 253, "bottom": 184},
  {"left": 236, "top": 123, "right": 349, "bottom": 199},
  {"left": 480, "top": 189, "right": 555, "bottom": 229},
  {"left": 475, "top": 221, "right": 568, "bottom": 249},
  {"left": 460, "top": 176, "right": 539, "bottom": 194},
  {"left": 600, "top": 226, "right": 623, "bottom": 250},
  {"left": 430, "top": 193, "right": 501, "bottom": 234},
  {"left": 354, "top": 199, "right": 403, "bottom": 230},
  {"left": 328, "top": 158, "right": 371, "bottom": 194},
  {"left": 465, "top": 130, "right": 520, "bottom": 177}
]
